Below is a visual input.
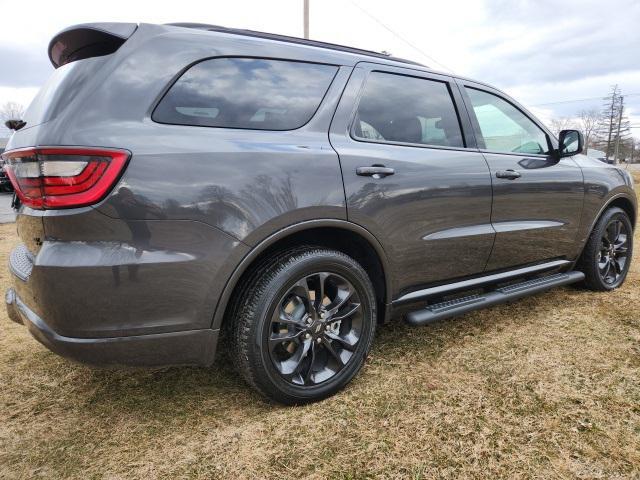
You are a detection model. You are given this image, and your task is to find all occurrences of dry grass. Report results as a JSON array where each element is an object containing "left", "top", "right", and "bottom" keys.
[{"left": 1, "top": 177, "right": 639, "bottom": 479}]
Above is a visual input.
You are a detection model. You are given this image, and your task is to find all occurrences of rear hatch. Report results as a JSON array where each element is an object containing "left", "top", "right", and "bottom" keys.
[{"left": 3, "top": 23, "right": 138, "bottom": 256}]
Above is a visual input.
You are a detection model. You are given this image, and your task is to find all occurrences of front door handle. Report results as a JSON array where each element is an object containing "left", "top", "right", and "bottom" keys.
[
  {"left": 356, "top": 165, "right": 395, "bottom": 178},
  {"left": 495, "top": 169, "right": 521, "bottom": 180}
]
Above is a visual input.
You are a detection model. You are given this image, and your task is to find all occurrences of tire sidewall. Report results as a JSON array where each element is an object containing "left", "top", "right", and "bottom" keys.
[
  {"left": 589, "top": 208, "right": 633, "bottom": 290},
  {"left": 253, "top": 252, "right": 377, "bottom": 402}
]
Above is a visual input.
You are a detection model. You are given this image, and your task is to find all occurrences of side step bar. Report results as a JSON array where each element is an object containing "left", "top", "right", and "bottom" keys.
[{"left": 405, "top": 271, "right": 584, "bottom": 326}]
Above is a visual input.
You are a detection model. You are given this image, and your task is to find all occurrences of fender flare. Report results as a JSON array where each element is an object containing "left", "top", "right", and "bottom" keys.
[
  {"left": 210, "top": 218, "right": 394, "bottom": 331},
  {"left": 575, "top": 191, "right": 637, "bottom": 263},
  {"left": 587, "top": 192, "right": 636, "bottom": 233}
]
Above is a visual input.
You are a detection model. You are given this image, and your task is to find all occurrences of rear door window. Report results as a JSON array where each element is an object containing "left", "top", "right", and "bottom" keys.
[
  {"left": 153, "top": 58, "right": 338, "bottom": 130},
  {"left": 352, "top": 71, "right": 464, "bottom": 148}
]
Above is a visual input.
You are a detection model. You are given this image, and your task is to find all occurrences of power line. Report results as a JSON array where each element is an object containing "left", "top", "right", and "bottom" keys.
[
  {"left": 349, "top": 1, "right": 453, "bottom": 73},
  {"left": 343, "top": 3, "right": 636, "bottom": 110},
  {"left": 532, "top": 93, "right": 640, "bottom": 107}
]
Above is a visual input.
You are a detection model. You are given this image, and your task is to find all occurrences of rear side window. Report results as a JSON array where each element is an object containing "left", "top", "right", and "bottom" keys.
[
  {"left": 153, "top": 58, "right": 338, "bottom": 130},
  {"left": 352, "top": 71, "right": 464, "bottom": 148}
]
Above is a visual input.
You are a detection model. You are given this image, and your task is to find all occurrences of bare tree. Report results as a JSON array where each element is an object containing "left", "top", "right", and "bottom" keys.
[
  {"left": 595, "top": 85, "right": 631, "bottom": 162},
  {"left": 613, "top": 96, "right": 632, "bottom": 163},
  {"left": 596, "top": 85, "right": 620, "bottom": 160},
  {"left": 549, "top": 117, "right": 576, "bottom": 137},
  {"left": 576, "top": 108, "right": 600, "bottom": 154},
  {"left": 0, "top": 101, "right": 25, "bottom": 122}
]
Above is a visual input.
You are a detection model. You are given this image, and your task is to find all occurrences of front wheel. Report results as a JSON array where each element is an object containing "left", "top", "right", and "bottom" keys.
[
  {"left": 230, "top": 247, "right": 377, "bottom": 404},
  {"left": 577, "top": 207, "right": 633, "bottom": 291}
]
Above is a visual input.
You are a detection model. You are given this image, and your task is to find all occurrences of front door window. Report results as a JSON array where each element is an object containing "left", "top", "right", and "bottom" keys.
[{"left": 466, "top": 87, "right": 549, "bottom": 155}]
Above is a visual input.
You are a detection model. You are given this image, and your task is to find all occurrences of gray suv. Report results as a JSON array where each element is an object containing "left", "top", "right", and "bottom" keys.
[{"left": 3, "top": 23, "right": 636, "bottom": 404}]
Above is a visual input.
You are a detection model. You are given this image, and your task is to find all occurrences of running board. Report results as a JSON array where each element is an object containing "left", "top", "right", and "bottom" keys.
[{"left": 405, "top": 271, "right": 584, "bottom": 326}]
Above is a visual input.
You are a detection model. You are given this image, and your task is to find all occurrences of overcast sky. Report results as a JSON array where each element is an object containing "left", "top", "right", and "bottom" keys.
[{"left": 0, "top": 0, "right": 639, "bottom": 136}]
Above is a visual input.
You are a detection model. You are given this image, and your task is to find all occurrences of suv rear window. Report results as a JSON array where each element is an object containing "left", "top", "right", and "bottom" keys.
[{"left": 153, "top": 58, "right": 338, "bottom": 130}]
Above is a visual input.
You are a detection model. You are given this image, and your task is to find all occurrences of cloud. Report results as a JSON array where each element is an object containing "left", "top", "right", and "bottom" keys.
[
  {"left": 0, "top": 0, "right": 638, "bottom": 135},
  {"left": 0, "top": 46, "right": 52, "bottom": 88},
  {"left": 465, "top": 0, "right": 640, "bottom": 87},
  {"left": 469, "top": 23, "right": 640, "bottom": 87}
]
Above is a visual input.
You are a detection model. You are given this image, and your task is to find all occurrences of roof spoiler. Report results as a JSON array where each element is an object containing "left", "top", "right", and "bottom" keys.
[{"left": 48, "top": 22, "right": 138, "bottom": 68}]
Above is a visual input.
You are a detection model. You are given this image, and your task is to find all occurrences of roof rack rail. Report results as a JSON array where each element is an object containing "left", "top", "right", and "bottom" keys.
[{"left": 166, "top": 23, "right": 424, "bottom": 67}]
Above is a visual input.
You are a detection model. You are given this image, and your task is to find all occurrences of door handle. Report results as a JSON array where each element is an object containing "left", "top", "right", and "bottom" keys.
[
  {"left": 495, "top": 169, "right": 521, "bottom": 180},
  {"left": 356, "top": 165, "right": 395, "bottom": 178}
]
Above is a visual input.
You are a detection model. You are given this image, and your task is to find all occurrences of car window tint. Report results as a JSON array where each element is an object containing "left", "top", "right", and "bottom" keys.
[
  {"left": 153, "top": 58, "right": 338, "bottom": 130},
  {"left": 352, "top": 72, "right": 464, "bottom": 148},
  {"left": 465, "top": 87, "right": 549, "bottom": 155}
]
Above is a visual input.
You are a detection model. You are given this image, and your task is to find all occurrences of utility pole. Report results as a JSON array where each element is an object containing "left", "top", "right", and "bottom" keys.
[
  {"left": 303, "top": 0, "right": 309, "bottom": 39},
  {"left": 613, "top": 95, "right": 624, "bottom": 164}
]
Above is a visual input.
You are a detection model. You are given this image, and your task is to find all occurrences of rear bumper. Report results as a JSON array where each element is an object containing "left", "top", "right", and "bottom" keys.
[{"left": 5, "top": 287, "right": 219, "bottom": 367}]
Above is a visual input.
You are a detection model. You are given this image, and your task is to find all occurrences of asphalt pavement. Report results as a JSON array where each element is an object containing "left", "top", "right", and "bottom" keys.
[{"left": 0, "top": 192, "right": 16, "bottom": 223}]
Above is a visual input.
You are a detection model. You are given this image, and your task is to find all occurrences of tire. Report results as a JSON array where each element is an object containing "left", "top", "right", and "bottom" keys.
[
  {"left": 577, "top": 207, "right": 633, "bottom": 291},
  {"left": 229, "top": 246, "right": 377, "bottom": 404}
]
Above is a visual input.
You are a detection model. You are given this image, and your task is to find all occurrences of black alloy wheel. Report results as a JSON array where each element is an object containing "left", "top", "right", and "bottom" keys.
[
  {"left": 268, "top": 272, "right": 363, "bottom": 386},
  {"left": 598, "top": 218, "right": 630, "bottom": 285},
  {"left": 230, "top": 247, "right": 377, "bottom": 404},
  {"left": 578, "top": 207, "right": 633, "bottom": 291}
]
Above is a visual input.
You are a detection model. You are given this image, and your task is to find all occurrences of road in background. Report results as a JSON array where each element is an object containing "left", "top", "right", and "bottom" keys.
[{"left": 0, "top": 193, "right": 15, "bottom": 223}]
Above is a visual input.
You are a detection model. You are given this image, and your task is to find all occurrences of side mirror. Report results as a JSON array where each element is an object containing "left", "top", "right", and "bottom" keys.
[{"left": 557, "top": 129, "right": 583, "bottom": 158}]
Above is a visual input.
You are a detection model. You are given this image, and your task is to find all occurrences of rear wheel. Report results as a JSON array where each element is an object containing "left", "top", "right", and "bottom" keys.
[
  {"left": 230, "top": 247, "right": 377, "bottom": 404},
  {"left": 577, "top": 207, "right": 633, "bottom": 291}
]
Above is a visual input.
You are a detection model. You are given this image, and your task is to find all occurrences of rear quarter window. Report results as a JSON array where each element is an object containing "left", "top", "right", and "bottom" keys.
[{"left": 153, "top": 58, "right": 338, "bottom": 130}]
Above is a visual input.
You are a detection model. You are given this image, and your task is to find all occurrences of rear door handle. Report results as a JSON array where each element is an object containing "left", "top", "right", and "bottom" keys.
[
  {"left": 356, "top": 165, "right": 395, "bottom": 178},
  {"left": 495, "top": 169, "right": 521, "bottom": 180}
]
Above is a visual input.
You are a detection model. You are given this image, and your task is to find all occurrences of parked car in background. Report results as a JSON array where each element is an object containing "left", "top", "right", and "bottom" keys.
[
  {"left": 587, "top": 148, "right": 607, "bottom": 163},
  {"left": 0, "top": 159, "right": 13, "bottom": 192},
  {"left": 588, "top": 149, "right": 617, "bottom": 164},
  {"left": 3, "top": 22, "right": 636, "bottom": 404}
]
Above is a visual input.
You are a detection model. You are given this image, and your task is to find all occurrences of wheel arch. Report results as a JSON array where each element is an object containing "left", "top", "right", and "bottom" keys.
[
  {"left": 576, "top": 192, "right": 637, "bottom": 263},
  {"left": 589, "top": 193, "right": 637, "bottom": 235},
  {"left": 607, "top": 195, "right": 636, "bottom": 229},
  {"left": 211, "top": 219, "right": 394, "bottom": 332}
]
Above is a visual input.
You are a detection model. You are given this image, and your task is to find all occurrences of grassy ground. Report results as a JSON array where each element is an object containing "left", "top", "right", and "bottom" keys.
[{"left": 1, "top": 177, "right": 639, "bottom": 479}]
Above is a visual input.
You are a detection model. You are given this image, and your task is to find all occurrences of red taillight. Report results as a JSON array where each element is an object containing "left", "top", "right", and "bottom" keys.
[{"left": 1, "top": 147, "right": 129, "bottom": 209}]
